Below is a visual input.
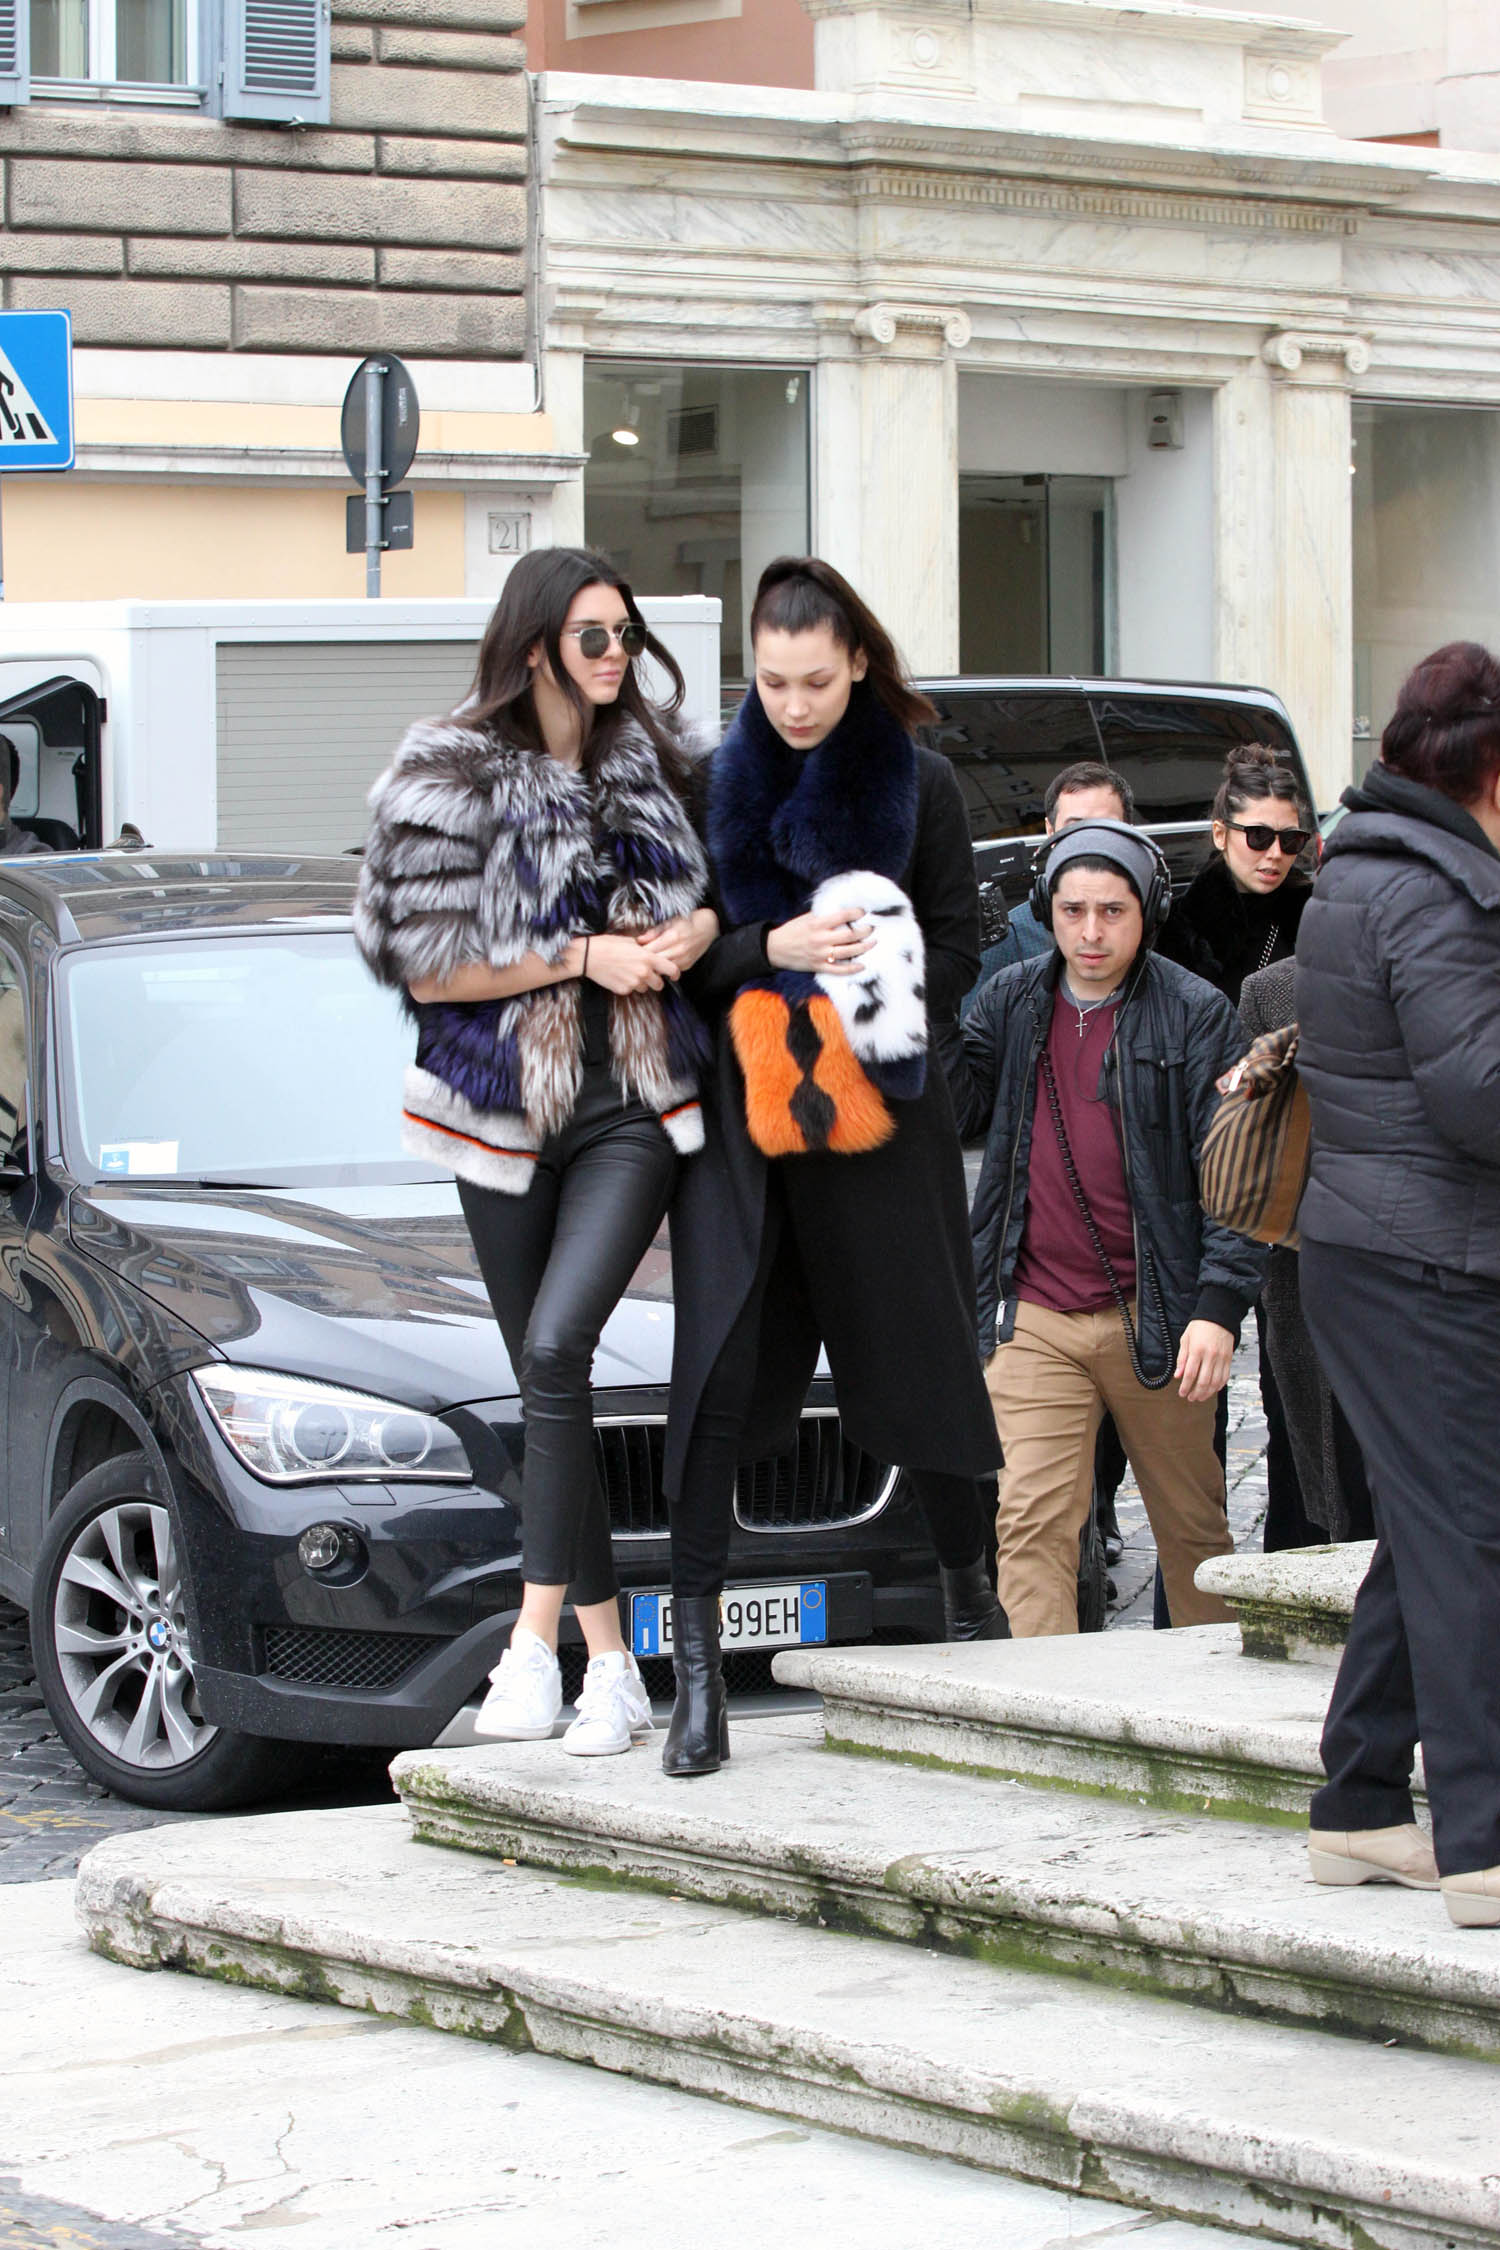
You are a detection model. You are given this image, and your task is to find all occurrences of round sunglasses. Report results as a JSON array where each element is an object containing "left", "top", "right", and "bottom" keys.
[
  {"left": 1225, "top": 819, "right": 1311, "bottom": 857},
  {"left": 564, "top": 620, "right": 648, "bottom": 660}
]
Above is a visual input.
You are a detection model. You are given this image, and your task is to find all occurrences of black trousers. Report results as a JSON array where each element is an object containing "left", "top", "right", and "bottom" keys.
[
  {"left": 1257, "top": 1301, "right": 1325, "bottom": 1551},
  {"left": 1302, "top": 1240, "right": 1500, "bottom": 1877},
  {"left": 458, "top": 1068, "right": 677, "bottom": 1609},
  {"left": 670, "top": 1168, "right": 989, "bottom": 1599}
]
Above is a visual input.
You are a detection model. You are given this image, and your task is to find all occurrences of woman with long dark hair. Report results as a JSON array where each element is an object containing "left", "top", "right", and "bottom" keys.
[
  {"left": 355, "top": 547, "right": 716, "bottom": 1754},
  {"left": 1298, "top": 640, "right": 1500, "bottom": 1923},
  {"left": 663, "top": 557, "right": 1005, "bottom": 1777}
]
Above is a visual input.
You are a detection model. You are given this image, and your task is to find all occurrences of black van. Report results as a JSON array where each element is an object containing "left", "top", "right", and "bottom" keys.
[{"left": 916, "top": 674, "right": 1311, "bottom": 911}]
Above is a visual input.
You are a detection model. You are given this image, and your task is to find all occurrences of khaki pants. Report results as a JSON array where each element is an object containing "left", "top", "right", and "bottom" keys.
[{"left": 985, "top": 1299, "right": 1235, "bottom": 1638}]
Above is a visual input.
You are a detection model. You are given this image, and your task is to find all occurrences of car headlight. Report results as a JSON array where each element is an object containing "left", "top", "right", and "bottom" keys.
[{"left": 190, "top": 1365, "right": 472, "bottom": 1486}]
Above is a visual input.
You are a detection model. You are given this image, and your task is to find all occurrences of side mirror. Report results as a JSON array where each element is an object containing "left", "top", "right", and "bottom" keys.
[{"left": 0, "top": 1153, "right": 28, "bottom": 1193}]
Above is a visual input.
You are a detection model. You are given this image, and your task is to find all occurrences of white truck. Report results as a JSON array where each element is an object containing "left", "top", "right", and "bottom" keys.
[{"left": 0, "top": 596, "right": 723, "bottom": 855}]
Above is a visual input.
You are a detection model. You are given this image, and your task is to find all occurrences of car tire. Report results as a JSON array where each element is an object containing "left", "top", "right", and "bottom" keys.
[{"left": 31, "top": 1450, "right": 302, "bottom": 1812}]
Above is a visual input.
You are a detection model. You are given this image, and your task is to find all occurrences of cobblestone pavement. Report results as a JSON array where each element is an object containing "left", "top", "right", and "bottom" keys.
[
  {"left": 1106, "top": 1334, "right": 1271, "bottom": 1627},
  {"left": 1, "top": 1340, "right": 1273, "bottom": 1886}
]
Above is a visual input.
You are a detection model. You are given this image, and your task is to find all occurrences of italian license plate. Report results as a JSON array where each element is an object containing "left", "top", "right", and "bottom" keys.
[{"left": 630, "top": 1582, "right": 828, "bottom": 1659}]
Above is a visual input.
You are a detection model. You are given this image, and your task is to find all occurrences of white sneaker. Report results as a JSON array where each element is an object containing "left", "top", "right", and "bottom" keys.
[
  {"left": 562, "top": 1651, "right": 655, "bottom": 1757},
  {"left": 473, "top": 1627, "right": 562, "bottom": 1740}
]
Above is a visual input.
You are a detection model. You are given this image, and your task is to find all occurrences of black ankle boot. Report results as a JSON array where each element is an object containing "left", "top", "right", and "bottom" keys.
[
  {"left": 939, "top": 1559, "right": 1011, "bottom": 1642},
  {"left": 662, "top": 1595, "right": 730, "bottom": 1777}
]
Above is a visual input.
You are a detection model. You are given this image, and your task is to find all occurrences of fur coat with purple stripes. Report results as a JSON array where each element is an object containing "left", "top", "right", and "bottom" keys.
[{"left": 354, "top": 715, "right": 711, "bottom": 1192}]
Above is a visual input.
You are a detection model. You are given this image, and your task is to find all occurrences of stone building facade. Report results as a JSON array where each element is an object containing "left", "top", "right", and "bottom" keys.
[
  {"left": 535, "top": 0, "right": 1500, "bottom": 803},
  {"left": 0, "top": 0, "right": 575, "bottom": 599}
]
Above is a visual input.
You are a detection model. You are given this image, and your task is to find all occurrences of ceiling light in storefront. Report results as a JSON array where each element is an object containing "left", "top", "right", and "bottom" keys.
[
  {"left": 611, "top": 400, "right": 642, "bottom": 446},
  {"left": 611, "top": 425, "right": 640, "bottom": 446}
]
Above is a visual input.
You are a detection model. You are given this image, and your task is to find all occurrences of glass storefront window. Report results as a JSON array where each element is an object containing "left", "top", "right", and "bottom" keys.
[
  {"left": 958, "top": 474, "right": 1116, "bottom": 676},
  {"left": 583, "top": 361, "right": 811, "bottom": 681},
  {"left": 1353, "top": 401, "right": 1500, "bottom": 759}
]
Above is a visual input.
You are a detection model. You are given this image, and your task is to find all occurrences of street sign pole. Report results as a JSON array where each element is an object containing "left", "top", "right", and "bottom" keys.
[
  {"left": 342, "top": 354, "right": 418, "bottom": 587},
  {"left": 363, "top": 358, "right": 385, "bottom": 600}
]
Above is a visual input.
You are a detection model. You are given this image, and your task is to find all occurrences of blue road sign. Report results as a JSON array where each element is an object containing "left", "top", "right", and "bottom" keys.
[{"left": 0, "top": 310, "right": 74, "bottom": 472}]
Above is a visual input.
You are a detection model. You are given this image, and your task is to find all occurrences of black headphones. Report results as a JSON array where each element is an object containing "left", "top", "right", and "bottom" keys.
[{"left": 1029, "top": 818, "right": 1172, "bottom": 938}]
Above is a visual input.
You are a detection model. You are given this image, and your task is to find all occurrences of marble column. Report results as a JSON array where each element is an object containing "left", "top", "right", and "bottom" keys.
[
  {"left": 816, "top": 303, "right": 969, "bottom": 676},
  {"left": 1214, "top": 332, "right": 1366, "bottom": 809},
  {"left": 542, "top": 341, "right": 587, "bottom": 550}
]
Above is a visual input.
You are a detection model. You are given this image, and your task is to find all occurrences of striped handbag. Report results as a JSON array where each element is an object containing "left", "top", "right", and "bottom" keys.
[{"left": 1199, "top": 1022, "right": 1311, "bottom": 1249}]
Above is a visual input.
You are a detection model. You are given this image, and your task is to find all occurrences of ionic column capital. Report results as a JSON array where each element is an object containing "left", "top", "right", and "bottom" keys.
[{"left": 1262, "top": 328, "right": 1371, "bottom": 381}]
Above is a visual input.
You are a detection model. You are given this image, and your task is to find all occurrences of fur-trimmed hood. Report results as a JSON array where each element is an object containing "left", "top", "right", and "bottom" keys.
[{"left": 354, "top": 713, "right": 710, "bottom": 1191}]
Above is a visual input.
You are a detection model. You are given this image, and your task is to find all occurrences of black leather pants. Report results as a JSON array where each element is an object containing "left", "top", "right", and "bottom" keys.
[{"left": 458, "top": 1067, "right": 677, "bottom": 1607}]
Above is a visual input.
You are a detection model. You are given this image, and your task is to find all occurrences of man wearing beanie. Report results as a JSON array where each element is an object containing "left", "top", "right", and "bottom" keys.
[{"left": 948, "top": 820, "right": 1266, "bottom": 1636}]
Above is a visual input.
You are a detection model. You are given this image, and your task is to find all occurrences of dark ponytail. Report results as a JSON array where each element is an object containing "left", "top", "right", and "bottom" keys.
[
  {"left": 749, "top": 556, "right": 937, "bottom": 737},
  {"left": 1211, "top": 742, "right": 1311, "bottom": 831}
]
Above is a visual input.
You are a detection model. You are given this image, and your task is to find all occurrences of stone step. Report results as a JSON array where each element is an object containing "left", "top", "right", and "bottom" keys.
[
  {"left": 392, "top": 1717, "right": 1477, "bottom": 2059},
  {"left": 775, "top": 1622, "right": 1425, "bottom": 1821},
  {"left": 76, "top": 1803, "right": 1500, "bottom": 2250},
  {"left": 1196, "top": 1543, "right": 1375, "bottom": 1662}
]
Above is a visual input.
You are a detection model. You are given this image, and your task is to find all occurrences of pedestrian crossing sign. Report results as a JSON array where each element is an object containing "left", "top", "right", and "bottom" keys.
[{"left": 0, "top": 310, "right": 74, "bottom": 472}]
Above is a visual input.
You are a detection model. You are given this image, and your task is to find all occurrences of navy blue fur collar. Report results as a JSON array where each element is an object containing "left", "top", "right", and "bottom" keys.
[{"left": 708, "top": 680, "right": 919, "bottom": 924}]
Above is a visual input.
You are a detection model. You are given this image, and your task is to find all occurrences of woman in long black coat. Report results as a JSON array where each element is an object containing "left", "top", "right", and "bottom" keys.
[{"left": 664, "top": 558, "right": 1004, "bottom": 1775}]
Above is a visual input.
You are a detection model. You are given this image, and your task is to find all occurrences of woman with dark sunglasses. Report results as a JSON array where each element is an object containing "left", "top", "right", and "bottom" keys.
[
  {"left": 1158, "top": 743, "right": 1325, "bottom": 1556},
  {"left": 1158, "top": 744, "right": 1315, "bottom": 1005},
  {"left": 355, "top": 546, "right": 716, "bottom": 1756}
]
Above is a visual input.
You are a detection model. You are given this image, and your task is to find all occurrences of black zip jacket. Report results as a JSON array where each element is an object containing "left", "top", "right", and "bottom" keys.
[
  {"left": 950, "top": 947, "right": 1266, "bottom": 1368},
  {"left": 1296, "top": 762, "right": 1500, "bottom": 1281}
]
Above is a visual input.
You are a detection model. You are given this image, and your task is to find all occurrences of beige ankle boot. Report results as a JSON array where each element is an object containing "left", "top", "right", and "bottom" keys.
[
  {"left": 1440, "top": 1866, "right": 1500, "bottom": 1927},
  {"left": 1307, "top": 1823, "right": 1438, "bottom": 1890}
]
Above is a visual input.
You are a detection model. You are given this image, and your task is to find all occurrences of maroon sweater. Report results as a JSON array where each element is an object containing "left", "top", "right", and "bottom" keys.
[{"left": 1013, "top": 985, "right": 1136, "bottom": 1314}]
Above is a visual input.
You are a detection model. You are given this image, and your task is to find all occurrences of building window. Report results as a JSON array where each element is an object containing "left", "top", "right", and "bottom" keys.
[
  {"left": 1353, "top": 401, "right": 1500, "bottom": 757},
  {"left": 958, "top": 474, "right": 1116, "bottom": 676},
  {"left": 583, "top": 360, "right": 811, "bottom": 682},
  {"left": 9, "top": 0, "right": 329, "bottom": 115},
  {"left": 32, "top": 0, "right": 191, "bottom": 85}
]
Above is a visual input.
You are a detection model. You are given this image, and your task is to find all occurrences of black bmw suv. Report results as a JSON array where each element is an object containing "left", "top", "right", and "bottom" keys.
[{"left": 0, "top": 854, "right": 934, "bottom": 1812}]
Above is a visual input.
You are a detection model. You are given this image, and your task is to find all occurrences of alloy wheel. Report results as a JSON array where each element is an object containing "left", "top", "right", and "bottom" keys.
[{"left": 51, "top": 1500, "right": 216, "bottom": 1772}]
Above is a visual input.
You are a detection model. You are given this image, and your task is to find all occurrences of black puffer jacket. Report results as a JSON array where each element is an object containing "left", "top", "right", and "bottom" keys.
[
  {"left": 1295, "top": 763, "right": 1500, "bottom": 1281},
  {"left": 951, "top": 947, "right": 1266, "bottom": 1369}
]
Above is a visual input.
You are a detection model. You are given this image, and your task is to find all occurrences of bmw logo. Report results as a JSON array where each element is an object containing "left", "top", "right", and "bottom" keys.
[{"left": 147, "top": 1619, "right": 171, "bottom": 1653}]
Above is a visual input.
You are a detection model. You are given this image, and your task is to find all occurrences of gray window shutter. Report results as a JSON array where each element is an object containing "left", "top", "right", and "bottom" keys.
[
  {"left": 0, "top": 0, "right": 31, "bottom": 107},
  {"left": 222, "top": 0, "right": 329, "bottom": 124}
]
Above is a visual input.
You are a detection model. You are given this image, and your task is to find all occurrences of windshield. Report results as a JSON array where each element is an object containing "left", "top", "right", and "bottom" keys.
[{"left": 59, "top": 932, "right": 429, "bottom": 1185}]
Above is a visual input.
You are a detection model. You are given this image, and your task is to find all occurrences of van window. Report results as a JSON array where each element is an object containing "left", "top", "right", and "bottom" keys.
[
  {"left": 924, "top": 688, "right": 1303, "bottom": 844},
  {"left": 0, "top": 954, "right": 28, "bottom": 1169},
  {"left": 923, "top": 692, "right": 1103, "bottom": 843}
]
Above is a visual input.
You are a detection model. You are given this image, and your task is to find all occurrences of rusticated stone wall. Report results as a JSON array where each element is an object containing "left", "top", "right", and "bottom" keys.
[{"left": 0, "top": 0, "right": 527, "bottom": 355}]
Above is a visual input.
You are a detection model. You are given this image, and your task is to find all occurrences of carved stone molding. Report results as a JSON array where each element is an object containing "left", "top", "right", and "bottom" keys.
[
  {"left": 847, "top": 164, "right": 1360, "bottom": 238},
  {"left": 852, "top": 301, "right": 972, "bottom": 351},
  {"left": 1263, "top": 329, "right": 1372, "bottom": 379}
]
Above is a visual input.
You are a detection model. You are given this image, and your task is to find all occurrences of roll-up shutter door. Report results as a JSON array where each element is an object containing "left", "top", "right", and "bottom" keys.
[{"left": 215, "top": 640, "right": 479, "bottom": 853}]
